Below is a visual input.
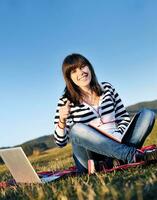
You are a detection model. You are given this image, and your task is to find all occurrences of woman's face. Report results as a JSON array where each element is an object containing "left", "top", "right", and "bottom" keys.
[{"left": 70, "top": 65, "right": 92, "bottom": 89}]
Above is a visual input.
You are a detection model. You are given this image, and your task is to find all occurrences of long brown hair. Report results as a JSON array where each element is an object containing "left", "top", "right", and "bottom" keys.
[{"left": 62, "top": 53, "right": 102, "bottom": 105}]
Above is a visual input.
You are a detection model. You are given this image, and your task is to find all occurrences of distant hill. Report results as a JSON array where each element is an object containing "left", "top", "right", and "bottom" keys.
[
  {"left": 0, "top": 135, "right": 57, "bottom": 164},
  {"left": 0, "top": 135, "right": 57, "bottom": 157},
  {"left": 126, "top": 99, "right": 157, "bottom": 117},
  {"left": 17, "top": 135, "right": 57, "bottom": 156}
]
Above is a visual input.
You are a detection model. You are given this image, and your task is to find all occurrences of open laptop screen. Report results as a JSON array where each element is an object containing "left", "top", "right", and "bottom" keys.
[{"left": 0, "top": 147, "right": 42, "bottom": 183}]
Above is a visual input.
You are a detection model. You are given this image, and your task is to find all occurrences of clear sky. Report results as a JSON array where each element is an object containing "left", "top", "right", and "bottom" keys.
[{"left": 0, "top": 0, "right": 157, "bottom": 147}]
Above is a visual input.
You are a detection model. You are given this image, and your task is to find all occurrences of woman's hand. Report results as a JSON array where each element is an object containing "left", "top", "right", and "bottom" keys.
[{"left": 59, "top": 100, "right": 71, "bottom": 128}]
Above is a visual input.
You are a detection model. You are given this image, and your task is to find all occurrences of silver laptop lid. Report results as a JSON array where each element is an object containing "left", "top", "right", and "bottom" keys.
[{"left": 0, "top": 147, "right": 42, "bottom": 183}]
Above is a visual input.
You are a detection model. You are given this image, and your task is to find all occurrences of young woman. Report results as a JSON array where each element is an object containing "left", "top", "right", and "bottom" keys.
[{"left": 53, "top": 53, "right": 156, "bottom": 173}]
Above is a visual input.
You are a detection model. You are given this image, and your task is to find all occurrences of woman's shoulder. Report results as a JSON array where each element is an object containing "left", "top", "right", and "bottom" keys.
[{"left": 100, "top": 81, "right": 114, "bottom": 90}]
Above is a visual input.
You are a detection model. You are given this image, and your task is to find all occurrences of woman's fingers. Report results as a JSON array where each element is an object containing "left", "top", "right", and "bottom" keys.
[
  {"left": 65, "top": 100, "right": 70, "bottom": 107},
  {"left": 59, "top": 100, "right": 71, "bottom": 121},
  {"left": 65, "top": 100, "right": 71, "bottom": 112}
]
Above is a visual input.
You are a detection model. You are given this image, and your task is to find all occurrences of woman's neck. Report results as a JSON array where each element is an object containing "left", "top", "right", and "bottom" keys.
[
  {"left": 80, "top": 86, "right": 92, "bottom": 96},
  {"left": 79, "top": 86, "right": 100, "bottom": 106},
  {"left": 82, "top": 91, "right": 100, "bottom": 106}
]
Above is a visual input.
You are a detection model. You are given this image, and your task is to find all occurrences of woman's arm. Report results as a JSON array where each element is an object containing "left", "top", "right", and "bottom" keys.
[{"left": 53, "top": 98, "right": 72, "bottom": 148}]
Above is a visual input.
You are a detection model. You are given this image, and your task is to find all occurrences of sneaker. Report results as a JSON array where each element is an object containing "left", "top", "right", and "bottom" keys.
[
  {"left": 134, "top": 148, "right": 157, "bottom": 163},
  {"left": 145, "top": 148, "right": 157, "bottom": 161}
]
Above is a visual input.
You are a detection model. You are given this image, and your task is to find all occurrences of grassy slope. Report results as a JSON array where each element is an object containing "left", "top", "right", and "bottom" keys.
[{"left": 0, "top": 121, "right": 157, "bottom": 200}]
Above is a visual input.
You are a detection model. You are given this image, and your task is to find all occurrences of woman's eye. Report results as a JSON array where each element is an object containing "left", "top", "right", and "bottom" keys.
[{"left": 80, "top": 65, "right": 85, "bottom": 69}]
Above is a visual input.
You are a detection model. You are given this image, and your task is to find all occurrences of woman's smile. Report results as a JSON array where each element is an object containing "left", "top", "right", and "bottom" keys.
[
  {"left": 70, "top": 65, "right": 92, "bottom": 89},
  {"left": 78, "top": 72, "right": 88, "bottom": 81}
]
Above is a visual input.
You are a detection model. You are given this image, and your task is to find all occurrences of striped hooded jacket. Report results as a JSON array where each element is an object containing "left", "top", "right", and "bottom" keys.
[{"left": 53, "top": 82, "right": 130, "bottom": 147}]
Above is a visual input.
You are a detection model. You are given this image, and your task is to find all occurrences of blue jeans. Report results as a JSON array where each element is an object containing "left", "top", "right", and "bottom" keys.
[{"left": 70, "top": 109, "right": 155, "bottom": 173}]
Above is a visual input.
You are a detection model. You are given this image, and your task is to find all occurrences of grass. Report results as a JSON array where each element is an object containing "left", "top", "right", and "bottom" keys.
[{"left": 0, "top": 120, "right": 157, "bottom": 200}]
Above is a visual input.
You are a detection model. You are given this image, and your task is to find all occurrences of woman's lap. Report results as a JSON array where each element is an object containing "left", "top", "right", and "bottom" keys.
[{"left": 70, "top": 108, "right": 155, "bottom": 172}]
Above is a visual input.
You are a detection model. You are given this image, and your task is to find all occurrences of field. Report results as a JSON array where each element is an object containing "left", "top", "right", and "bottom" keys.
[{"left": 0, "top": 121, "right": 157, "bottom": 200}]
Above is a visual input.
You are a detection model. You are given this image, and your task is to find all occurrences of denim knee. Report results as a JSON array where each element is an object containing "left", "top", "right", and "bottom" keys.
[
  {"left": 70, "top": 123, "right": 89, "bottom": 143},
  {"left": 138, "top": 108, "right": 155, "bottom": 125}
]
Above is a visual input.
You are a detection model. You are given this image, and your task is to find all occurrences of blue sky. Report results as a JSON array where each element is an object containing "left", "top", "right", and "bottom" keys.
[{"left": 0, "top": 0, "right": 157, "bottom": 147}]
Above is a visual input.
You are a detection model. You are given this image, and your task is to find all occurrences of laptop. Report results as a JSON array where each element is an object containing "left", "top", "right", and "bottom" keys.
[{"left": 0, "top": 147, "right": 60, "bottom": 183}]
